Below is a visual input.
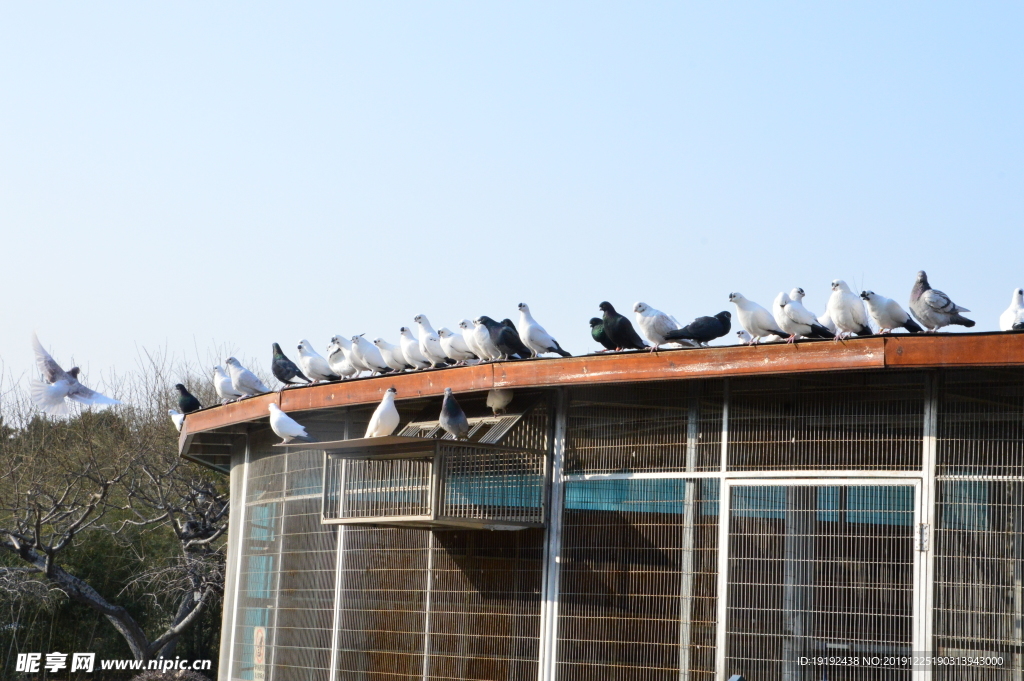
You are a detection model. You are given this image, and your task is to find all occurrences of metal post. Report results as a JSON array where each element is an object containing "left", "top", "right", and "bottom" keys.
[
  {"left": 225, "top": 434, "right": 252, "bottom": 681},
  {"left": 781, "top": 486, "right": 814, "bottom": 681},
  {"left": 328, "top": 408, "right": 351, "bottom": 681},
  {"left": 421, "top": 531, "right": 435, "bottom": 681},
  {"left": 714, "top": 482, "right": 732, "bottom": 680},
  {"left": 720, "top": 379, "right": 730, "bottom": 473},
  {"left": 537, "top": 388, "right": 569, "bottom": 681},
  {"left": 679, "top": 385, "right": 700, "bottom": 681},
  {"left": 919, "top": 373, "right": 939, "bottom": 681}
]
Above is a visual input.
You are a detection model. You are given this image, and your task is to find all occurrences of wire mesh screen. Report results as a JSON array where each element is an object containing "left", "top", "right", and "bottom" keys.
[
  {"left": 938, "top": 368, "right": 1024, "bottom": 478},
  {"left": 438, "top": 444, "right": 545, "bottom": 524},
  {"left": 728, "top": 372, "right": 925, "bottom": 471},
  {"left": 934, "top": 480, "right": 1024, "bottom": 678},
  {"left": 556, "top": 478, "right": 720, "bottom": 680},
  {"left": 341, "top": 458, "right": 434, "bottom": 519},
  {"left": 566, "top": 382, "right": 723, "bottom": 474},
  {"left": 725, "top": 483, "right": 916, "bottom": 680},
  {"left": 427, "top": 529, "right": 545, "bottom": 680}
]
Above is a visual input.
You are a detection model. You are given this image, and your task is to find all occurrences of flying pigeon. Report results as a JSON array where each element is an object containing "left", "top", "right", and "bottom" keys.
[
  {"left": 268, "top": 404, "right": 312, "bottom": 444},
  {"left": 909, "top": 271, "right": 975, "bottom": 332},
  {"left": 297, "top": 340, "right": 341, "bottom": 382},
  {"left": 517, "top": 303, "right": 571, "bottom": 357},
  {"left": 373, "top": 338, "right": 413, "bottom": 373},
  {"left": 598, "top": 302, "right": 647, "bottom": 351},
  {"left": 438, "top": 327, "right": 478, "bottom": 364},
  {"left": 633, "top": 302, "right": 685, "bottom": 352},
  {"left": 326, "top": 342, "right": 357, "bottom": 379},
  {"left": 271, "top": 343, "right": 310, "bottom": 386},
  {"left": 399, "top": 327, "right": 433, "bottom": 369},
  {"left": 826, "top": 280, "right": 872, "bottom": 339},
  {"left": 772, "top": 292, "right": 833, "bottom": 342},
  {"left": 499, "top": 319, "right": 533, "bottom": 359},
  {"left": 589, "top": 317, "right": 617, "bottom": 352},
  {"left": 1001, "top": 288, "right": 1024, "bottom": 331},
  {"left": 365, "top": 387, "right": 400, "bottom": 438},
  {"left": 169, "top": 409, "right": 185, "bottom": 432},
  {"left": 175, "top": 384, "right": 202, "bottom": 413},
  {"left": 459, "top": 319, "right": 489, "bottom": 360},
  {"left": 30, "top": 333, "right": 122, "bottom": 415},
  {"left": 439, "top": 388, "right": 470, "bottom": 439},
  {"left": 728, "top": 293, "right": 787, "bottom": 345},
  {"left": 487, "top": 388, "right": 513, "bottom": 415},
  {"left": 330, "top": 335, "right": 369, "bottom": 376},
  {"left": 225, "top": 357, "right": 269, "bottom": 397},
  {"left": 665, "top": 311, "right": 732, "bottom": 346},
  {"left": 861, "top": 291, "right": 923, "bottom": 334},
  {"left": 413, "top": 314, "right": 449, "bottom": 367},
  {"left": 472, "top": 317, "right": 504, "bottom": 361},
  {"left": 213, "top": 365, "right": 243, "bottom": 403}
]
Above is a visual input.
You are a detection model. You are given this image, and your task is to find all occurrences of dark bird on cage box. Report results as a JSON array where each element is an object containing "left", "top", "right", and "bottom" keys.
[{"left": 440, "top": 388, "right": 470, "bottom": 439}]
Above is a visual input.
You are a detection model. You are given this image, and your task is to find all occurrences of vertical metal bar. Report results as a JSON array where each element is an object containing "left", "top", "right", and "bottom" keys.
[
  {"left": 720, "top": 379, "right": 730, "bottom": 473},
  {"left": 327, "top": 524, "right": 346, "bottom": 681},
  {"left": 679, "top": 385, "right": 700, "bottom": 681},
  {"left": 225, "top": 433, "right": 251, "bottom": 681},
  {"left": 714, "top": 482, "right": 732, "bottom": 680},
  {"left": 781, "top": 486, "right": 814, "bottom": 681},
  {"left": 538, "top": 388, "right": 569, "bottom": 681},
  {"left": 421, "top": 530, "right": 435, "bottom": 681},
  {"left": 919, "top": 373, "right": 939, "bottom": 681}
]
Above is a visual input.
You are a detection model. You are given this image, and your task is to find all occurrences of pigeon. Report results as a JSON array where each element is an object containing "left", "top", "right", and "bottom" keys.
[
  {"left": 517, "top": 303, "right": 571, "bottom": 358},
  {"left": 459, "top": 319, "right": 488, "bottom": 360},
  {"left": 225, "top": 357, "right": 270, "bottom": 397},
  {"left": 487, "top": 388, "right": 514, "bottom": 415},
  {"left": 728, "top": 293, "right": 788, "bottom": 345},
  {"left": 499, "top": 319, "right": 533, "bottom": 359},
  {"left": 271, "top": 343, "right": 310, "bottom": 386},
  {"left": 365, "top": 387, "right": 400, "bottom": 438},
  {"left": 633, "top": 302, "right": 684, "bottom": 352},
  {"left": 326, "top": 342, "right": 358, "bottom": 379},
  {"left": 1001, "top": 288, "right": 1024, "bottom": 331},
  {"left": 297, "top": 340, "right": 340, "bottom": 382},
  {"left": 439, "top": 387, "right": 470, "bottom": 439},
  {"left": 817, "top": 311, "right": 837, "bottom": 334},
  {"left": 175, "top": 384, "right": 202, "bottom": 413},
  {"left": 772, "top": 292, "right": 833, "bottom": 342},
  {"left": 665, "top": 311, "right": 732, "bottom": 346},
  {"left": 413, "top": 314, "right": 449, "bottom": 367},
  {"left": 213, "top": 365, "right": 243, "bottom": 403},
  {"left": 351, "top": 335, "right": 391, "bottom": 375},
  {"left": 373, "top": 338, "right": 413, "bottom": 373},
  {"left": 268, "top": 404, "right": 312, "bottom": 444},
  {"left": 909, "top": 271, "right": 975, "bottom": 332},
  {"left": 169, "top": 409, "right": 185, "bottom": 432},
  {"left": 29, "top": 334, "right": 122, "bottom": 415},
  {"left": 399, "top": 327, "right": 433, "bottom": 369},
  {"left": 589, "top": 317, "right": 617, "bottom": 352},
  {"left": 598, "top": 302, "right": 647, "bottom": 350},
  {"left": 330, "top": 335, "right": 369, "bottom": 375},
  {"left": 790, "top": 286, "right": 836, "bottom": 333},
  {"left": 438, "top": 327, "right": 478, "bottom": 364},
  {"left": 861, "top": 291, "right": 923, "bottom": 334},
  {"left": 736, "top": 329, "right": 753, "bottom": 345},
  {"left": 472, "top": 318, "right": 503, "bottom": 361},
  {"left": 826, "top": 280, "right": 872, "bottom": 339}
]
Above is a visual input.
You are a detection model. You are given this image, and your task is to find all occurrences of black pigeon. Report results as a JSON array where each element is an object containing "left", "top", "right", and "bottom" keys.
[
  {"left": 500, "top": 319, "right": 534, "bottom": 359},
  {"left": 439, "top": 387, "right": 470, "bottom": 439},
  {"left": 175, "top": 384, "right": 202, "bottom": 414},
  {"left": 478, "top": 316, "right": 527, "bottom": 360},
  {"left": 589, "top": 318, "right": 617, "bottom": 352},
  {"left": 598, "top": 301, "right": 648, "bottom": 350},
  {"left": 665, "top": 311, "right": 732, "bottom": 346},
  {"left": 272, "top": 343, "right": 310, "bottom": 385}
]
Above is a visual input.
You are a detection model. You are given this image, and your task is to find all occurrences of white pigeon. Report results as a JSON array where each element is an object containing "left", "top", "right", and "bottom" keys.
[
  {"left": 486, "top": 388, "right": 514, "bottom": 415},
  {"left": 29, "top": 334, "right": 122, "bottom": 415},
  {"left": 459, "top": 319, "right": 487, "bottom": 359},
  {"left": 169, "top": 409, "right": 185, "bottom": 432},
  {"left": 826, "top": 280, "right": 872, "bottom": 339},
  {"left": 330, "top": 335, "right": 369, "bottom": 376},
  {"left": 297, "top": 340, "right": 340, "bottom": 382},
  {"left": 365, "top": 387, "right": 400, "bottom": 438},
  {"left": 773, "top": 292, "right": 832, "bottom": 343},
  {"left": 268, "top": 404, "right": 311, "bottom": 444},
  {"left": 472, "top": 318, "right": 501, "bottom": 361},
  {"left": 860, "top": 291, "right": 924, "bottom": 334},
  {"left": 326, "top": 343, "right": 357, "bottom": 379},
  {"left": 413, "top": 314, "right": 449, "bottom": 367},
  {"left": 517, "top": 303, "right": 572, "bottom": 358},
  {"left": 632, "top": 302, "right": 681, "bottom": 352},
  {"left": 225, "top": 357, "right": 269, "bottom": 397},
  {"left": 350, "top": 335, "right": 390, "bottom": 375},
  {"left": 213, "top": 365, "right": 243, "bottom": 403},
  {"left": 736, "top": 329, "right": 753, "bottom": 345},
  {"left": 791, "top": 286, "right": 837, "bottom": 333},
  {"left": 398, "top": 327, "right": 432, "bottom": 369},
  {"left": 728, "top": 293, "right": 787, "bottom": 345},
  {"left": 439, "top": 327, "right": 477, "bottom": 364},
  {"left": 1000, "top": 288, "right": 1024, "bottom": 331},
  {"left": 373, "top": 338, "right": 411, "bottom": 373}
]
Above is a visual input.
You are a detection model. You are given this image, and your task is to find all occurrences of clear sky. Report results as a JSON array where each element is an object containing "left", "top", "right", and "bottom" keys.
[{"left": 1, "top": 4, "right": 1022, "bottom": 393}]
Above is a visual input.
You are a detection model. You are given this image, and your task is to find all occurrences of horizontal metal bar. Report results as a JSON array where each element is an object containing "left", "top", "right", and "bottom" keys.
[{"left": 563, "top": 469, "right": 928, "bottom": 481}]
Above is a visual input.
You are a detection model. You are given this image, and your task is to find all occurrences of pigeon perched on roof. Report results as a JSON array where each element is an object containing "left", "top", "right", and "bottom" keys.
[
  {"left": 326, "top": 342, "right": 357, "bottom": 379},
  {"left": 909, "top": 271, "right": 975, "bottom": 332},
  {"left": 351, "top": 335, "right": 391, "bottom": 375},
  {"left": 272, "top": 343, "right": 310, "bottom": 386},
  {"left": 399, "top": 327, "right": 433, "bottom": 369},
  {"left": 175, "top": 384, "right": 202, "bottom": 413},
  {"left": 487, "top": 388, "right": 514, "bottom": 415},
  {"left": 439, "top": 327, "right": 478, "bottom": 364},
  {"left": 589, "top": 317, "right": 617, "bottom": 352},
  {"left": 373, "top": 338, "right": 412, "bottom": 373},
  {"left": 736, "top": 329, "right": 753, "bottom": 345},
  {"left": 169, "top": 409, "right": 185, "bottom": 432},
  {"left": 439, "top": 388, "right": 470, "bottom": 439},
  {"left": 773, "top": 292, "right": 833, "bottom": 342},
  {"left": 213, "top": 365, "right": 242, "bottom": 403},
  {"left": 268, "top": 404, "right": 313, "bottom": 444},
  {"left": 414, "top": 315, "right": 449, "bottom": 367},
  {"left": 634, "top": 302, "right": 683, "bottom": 352},
  {"left": 471, "top": 318, "right": 501, "bottom": 361},
  {"left": 330, "top": 335, "right": 368, "bottom": 375},
  {"left": 1001, "top": 288, "right": 1024, "bottom": 331},
  {"left": 29, "top": 334, "right": 122, "bottom": 415},
  {"left": 457, "top": 319, "right": 487, "bottom": 360},
  {"left": 499, "top": 319, "right": 533, "bottom": 359},
  {"left": 517, "top": 303, "right": 571, "bottom": 357},
  {"left": 728, "top": 293, "right": 787, "bottom": 345},
  {"left": 861, "top": 291, "right": 923, "bottom": 334},
  {"left": 365, "top": 387, "right": 400, "bottom": 438},
  {"left": 598, "top": 302, "right": 647, "bottom": 351},
  {"left": 225, "top": 357, "right": 269, "bottom": 397},
  {"left": 790, "top": 287, "right": 836, "bottom": 333},
  {"left": 665, "top": 311, "right": 732, "bottom": 346},
  {"left": 827, "top": 280, "right": 872, "bottom": 339},
  {"left": 297, "top": 340, "right": 340, "bottom": 382}
]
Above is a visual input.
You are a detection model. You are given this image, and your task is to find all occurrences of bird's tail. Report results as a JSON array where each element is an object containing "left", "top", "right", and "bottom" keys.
[
  {"left": 664, "top": 329, "right": 692, "bottom": 341},
  {"left": 807, "top": 323, "right": 834, "bottom": 339},
  {"left": 29, "top": 378, "right": 69, "bottom": 416},
  {"left": 553, "top": 343, "right": 572, "bottom": 357},
  {"left": 902, "top": 318, "right": 924, "bottom": 333},
  {"left": 951, "top": 314, "right": 976, "bottom": 328},
  {"left": 854, "top": 325, "right": 873, "bottom": 336}
]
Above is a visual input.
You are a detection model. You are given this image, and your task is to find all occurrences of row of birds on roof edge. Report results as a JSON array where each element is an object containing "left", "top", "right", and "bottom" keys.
[{"left": 26, "top": 270, "right": 1024, "bottom": 444}]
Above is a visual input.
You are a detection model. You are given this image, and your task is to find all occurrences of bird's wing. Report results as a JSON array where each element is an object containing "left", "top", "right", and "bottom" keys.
[
  {"left": 884, "top": 299, "right": 908, "bottom": 324},
  {"left": 650, "top": 313, "right": 679, "bottom": 339},
  {"left": 851, "top": 296, "right": 869, "bottom": 326},
  {"left": 785, "top": 301, "right": 817, "bottom": 326},
  {"left": 30, "top": 378, "right": 71, "bottom": 415},
  {"left": 32, "top": 333, "right": 70, "bottom": 384},
  {"left": 239, "top": 370, "right": 268, "bottom": 393},
  {"left": 277, "top": 413, "right": 307, "bottom": 438},
  {"left": 68, "top": 383, "right": 121, "bottom": 406},
  {"left": 920, "top": 289, "right": 954, "bottom": 313}
]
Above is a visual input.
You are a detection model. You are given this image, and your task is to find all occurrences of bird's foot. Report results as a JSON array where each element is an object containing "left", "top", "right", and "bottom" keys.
[
  {"left": 787, "top": 335, "right": 797, "bottom": 344},
  {"left": 648, "top": 345, "right": 658, "bottom": 353}
]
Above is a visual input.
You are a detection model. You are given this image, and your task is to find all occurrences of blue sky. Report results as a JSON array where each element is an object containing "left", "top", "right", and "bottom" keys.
[{"left": 1, "top": 4, "right": 1021, "bottom": 391}]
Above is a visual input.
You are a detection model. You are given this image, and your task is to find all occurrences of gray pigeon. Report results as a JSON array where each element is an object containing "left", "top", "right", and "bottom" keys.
[
  {"left": 909, "top": 270, "right": 975, "bottom": 332},
  {"left": 439, "top": 387, "right": 470, "bottom": 439}
]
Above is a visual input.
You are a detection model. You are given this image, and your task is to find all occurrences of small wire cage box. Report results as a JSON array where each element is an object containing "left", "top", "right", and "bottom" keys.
[{"left": 316, "top": 436, "right": 548, "bottom": 530}]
